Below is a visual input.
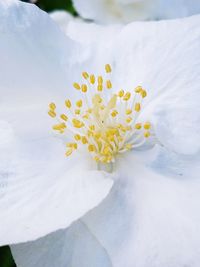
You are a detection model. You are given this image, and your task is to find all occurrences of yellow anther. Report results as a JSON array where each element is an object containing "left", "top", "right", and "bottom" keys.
[
  {"left": 49, "top": 103, "right": 56, "bottom": 110},
  {"left": 106, "top": 80, "right": 112, "bottom": 89},
  {"left": 118, "top": 90, "right": 124, "bottom": 97},
  {"left": 144, "top": 122, "right": 151, "bottom": 130},
  {"left": 111, "top": 110, "right": 118, "bottom": 117},
  {"left": 82, "top": 114, "right": 89, "bottom": 119},
  {"left": 126, "top": 109, "right": 132, "bottom": 115},
  {"left": 97, "top": 84, "right": 103, "bottom": 91},
  {"left": 105, "top": 64, "right": 112, "bottom": 73},
  {"left": 94, "top": 156, "right": 100, "bottom": 162},
  {"left": 89, "top": 125, "right": 95, "bottom": 131},
  {"left": 48, "top": 64, "right": 151, "bottom": 164},
  {"left": 73, "top": 143, "right": 78, "bottom": 149},
  {"left": 81, "top": 84, "right": 88, "bottom": 93},
  {"left": 82, "top": 72, "right": 89, "bottom": 79},
  {"left": 75, "top": 109, "right": 81, "bottom": 115},
  {"left": 73, "top": 82, "right": 81, "bottom": 90},
  {"left": 82, "top": 136, "right": 88, "bottom": 144},
  {"left": 126, "top": 117, "right": 132, "bottom": 123},
  {"left": 65, "top": 99, "right": 71, "bottom": 108},
  {"left": 135, "top": 86, "right": 142, "bottom": 93},
  {"left": 90, "top": 74, "right": 95, "bottom": 84},
  {"left": 135, "top": 123, "right": 142, "bottom": 130},
  {"left": 48, "top": 110, "right": 56, "bottom": 118},
  {"left": 53, "top": 123, "right": 66, "bottom": 131},
  {"left": 76, "top": 100, "right": 83, "bottom": 108},
  {"left": 141, "top": 90, "right": 147, "bottom": 98},
  {"left": 74, "top": 134, "right": 81, "bottom": 141},
  {"left": 65, "top": 149, "right": 73, "bottom": 157},
  {"left": 144, "top": 131, "right": 150, "bottom": 138},
  {"left": 72, "top": 119, "right": 84, "bottom": 128},
  {"left": 135, "top": 103, "right": 141, "bottom": 112},
  {"left": 88, "top": 144, "right": 96, "bottom": 152},
  {"left": 123, "top": 92, "right": 131, "bottom": 101},
  {"left": 60, "top": 114, "right": 68, "bottom": 121},
  {"left": 98, "top": 76, "right": 103, "bottom": 84},
  {"left": 94, "top": 132, "right": 101, "bottom": 139},
  {"left": 103, "top": 145, "right": 110, "bottom": 155},
  {"left": 66, "top": 143, "right": 77, "bottom": 149}
]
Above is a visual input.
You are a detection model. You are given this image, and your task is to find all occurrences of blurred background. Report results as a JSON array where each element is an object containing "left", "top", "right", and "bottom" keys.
[{"left": 0, "top": 1, "right": 75, "bottom": 266}]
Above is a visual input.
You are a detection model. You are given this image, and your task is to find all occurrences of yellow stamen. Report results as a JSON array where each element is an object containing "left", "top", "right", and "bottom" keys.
[
  {"left": 105, "top": 64, "right": 112, "bottom": 73},
  {"left": 73, "top": 83, "right": 81, "bottom": 90},
  {"left": 98, "top": 76, "right": 103, "bottom": 84},
  {"left": 48, "top": 64, "right": 152, "bottom": 164},
  {"left": 72, "top": 119, "right": 84, "bottom": 128},
  {"left": 48, "top": 110, "right": 56, "bottom": 118},
  {"left": 126, "top": 109, "right": 132, "bottom": 115},
  {"left": 60, "top": 114, "right": 68, "bottom": 121},
  {"left": 123, "top": 92, "right": 131, "bottom": 101},
  {"left": 90, "top": 75, "right": 95, "bottom": 84},
  {"left": 76, "top": 100, "right": 83, "bottom": 108},
  {"left": 65, "top": 99, "right": 71, "bottom": 109},
  {"left": 135, "top": 123, "right": 142, "bottom": 129},
  {"left": 49, "top": 103, "right": 56, "bottom": 110},
  {"left": 81, "top": 84, "right": 88, "bottom": 93},
  {"left": 135, "top": 103, "right": 141, "bottom": 112},
  {"left": 144, "top": 122, "right": 151, "bottom": 129},
  {"left": 82, "top": 72, "right": 89, "bottom": 79},
  {"left": 106, "top": 80, "right": 112, "bottom": 89}
]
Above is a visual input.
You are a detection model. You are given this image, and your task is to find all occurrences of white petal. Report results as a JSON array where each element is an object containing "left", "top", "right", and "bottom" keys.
[
  {"left": 50, "top": 10, "right": 75, "bottom": 34},
  {"left": 67, "top": 20, "right": 122, "bottom": 45},
  {"left": 83, "top": 15, "right": 200, "bottom": 155},
  {"left": 11, "top": 149, "right": 200, "bottom": 267},
  {"left": 72, "top": 0, "right": 157, "bottom": 23},
  {"left": 81, "top": 150, "right": 200, "bottom": 267},
  {"left": 72, "top": 0, "right": 200, "bottom": 23},
  {"left": 11, "top": 221, "right": 112, "bottom": 267},
  {"left": 0, "top": 1, "right": 113, "bottom": 245},
  {"left": 158, "top": 0, "right": 200, "bottom": 20}
]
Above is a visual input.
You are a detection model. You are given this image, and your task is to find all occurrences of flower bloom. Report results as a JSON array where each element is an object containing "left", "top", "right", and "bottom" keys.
[
  {"left": 72, "top": 0, "right": 200, "bottom": 23},
  {"left": 0, "top": 1, "right": 200, "bottom": 267}
]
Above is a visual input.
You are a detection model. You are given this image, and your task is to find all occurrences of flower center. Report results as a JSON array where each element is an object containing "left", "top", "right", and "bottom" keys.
[{"left": 48, "top": 64, "right": 152, "bottom": 164}]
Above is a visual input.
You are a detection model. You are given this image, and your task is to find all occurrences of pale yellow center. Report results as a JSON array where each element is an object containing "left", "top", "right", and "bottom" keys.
[{"left": 48, "top": 64, "right": 152, "bottom": 164}]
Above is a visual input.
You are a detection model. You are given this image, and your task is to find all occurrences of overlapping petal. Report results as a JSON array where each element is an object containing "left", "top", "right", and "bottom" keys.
[
  {"left": 12, "top": 221, "right": 112, "bottom": 267},
  {"left": 72, "top": 0, "right": 200, "bottom": 23},
  {"left": 0, "top": 1, "right": 113, "bottom": 245},
  {"left": 9, "top": 12, "right": 200, "bottom": 266},
  {"left": 67, "top": 15, "right": 200, "bottom": 155},
  {"left": 11, "top": 148, "right": 200, "bottom": 267}
]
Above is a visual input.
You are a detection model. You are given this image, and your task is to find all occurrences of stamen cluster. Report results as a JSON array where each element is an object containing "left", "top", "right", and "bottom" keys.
[{"left": 48, "top": 64, "right": 152, "bottom": 163}]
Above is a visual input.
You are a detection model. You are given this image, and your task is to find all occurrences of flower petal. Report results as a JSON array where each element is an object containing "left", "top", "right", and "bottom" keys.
[
  {"left": 11, "top": 221, "right": 112, "bottom": 267},
  {"left": 11, "top": 149, "right": 200, "bottom": 266},
  {"left": 82, "top": 15, "right": 200, "bottom": 155},
  {"left": 0, "top": 134, "right": 113, "bottom": 245},
  {"left": 0, "top": 1, "right": 113, "bottom": 245},
  {"left": 72, "top": 0, "right": 157, "bottom": 23},
  {"left": 50, "top": 10, "right": 75, "bottom": 34},
  {"left": 80, "top": 150, "right": 200, "bottom": 267},
  {"left": 72, "top": 0, "right": 200, "bottom": 23}
]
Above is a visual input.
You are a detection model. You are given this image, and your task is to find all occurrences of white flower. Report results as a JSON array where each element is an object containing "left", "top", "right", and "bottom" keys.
[
  {"left": 50, "top": 10, "right": 81, "bottom": 35},
  {"left": 0, "top": 0, "right": 113, "bottom": 245},
  {"left": 72, "top": 0, "right": 200, "bottom": 23},
  {"left": 0, "top": 1, "right": 200, "bottom": 267}
]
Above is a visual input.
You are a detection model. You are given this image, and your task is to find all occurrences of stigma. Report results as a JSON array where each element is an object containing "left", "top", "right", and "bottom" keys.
[{"left": 48, "top": 64, "right": 152, "bottom": 164}]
